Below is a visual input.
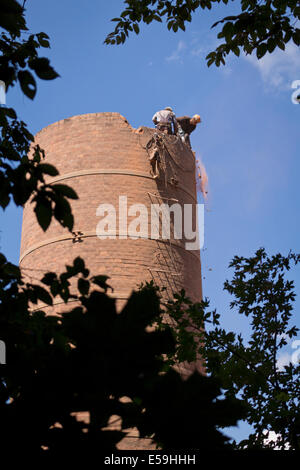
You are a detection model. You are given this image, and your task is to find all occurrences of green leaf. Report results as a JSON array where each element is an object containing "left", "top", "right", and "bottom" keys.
[
  {"left": 41, "top": 272, "right": 57, "bottom": 286},
  {"left": 0, "top": 190, "right": 10, "bottom": 209},
  {"left": 39, "top": 163, "right": 59, "bottom": 177},
  {"left": 53, "top": 196, "right": 74, "bottom": 230},
  {"left": 4, "top": 262, "right": 20, "bottom": 277},
  {"left": 133, "top": 23, "right": 139, "bottom": 34},
  {"left": 256, "top": 43, "right": 267, "bottom": 59},
  {"left": 52, "top": 184, "right": 78, "bottom": 199},
  {"left": 4, "top": 107, "right": 17, "bottom": 119},
  {"left": 62, "top": 210, "right": 74, "bottom": 230},
  {"left": 232, "top": 46, "right": 240, "bottom": 57},
  {"left": 78, "top": 278, "right": 90, "bottom": 296},
  {"left": 34, "top": 285, "right": 53, "bottom": 305},
  {"left": 34, "top": 199, "right": 52, "bottom": 231},
  {"left": 37, "top": 32, "right": 50, "bottom": 48},
  {"left": 73, "top": 257, "right": 86, "bottom": 273},
  {"left": 29, "top": 57, "right": 59, "bottom": 80},
  {"left": 275, "top": 391, "right": 289, "bottom": 402},
  {"left": 293, "top": 30, "right": 300, "bottom": 46},
  {"left": 267, "top": 38, "right": 276, "bottom": 53},
  {"left": 91, "top": 275, "right": 112, "bottom": 292},
  {"left": 223, "top": 22, "right": 234, "bottom": 41},
  {"left": 18, "top": 70, "right": 37, "bottom": 99}
]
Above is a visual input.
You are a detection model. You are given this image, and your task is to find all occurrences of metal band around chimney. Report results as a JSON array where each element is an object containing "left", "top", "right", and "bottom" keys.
[
  {"left": 19, "top": 231, "right": 200, "bottom": 263},
  {"left": 47, "top": 168, "right": 197, "bottom": 203}
]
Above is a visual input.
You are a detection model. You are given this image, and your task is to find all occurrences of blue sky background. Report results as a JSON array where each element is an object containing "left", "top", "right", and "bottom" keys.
[{"left": 1, "top": 0, "right": 300, "bottom": 442}]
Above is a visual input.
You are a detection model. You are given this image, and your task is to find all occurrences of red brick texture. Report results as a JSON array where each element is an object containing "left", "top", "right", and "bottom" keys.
[{"left": 20, "top": 113, "right": 202, "bottom": 311}]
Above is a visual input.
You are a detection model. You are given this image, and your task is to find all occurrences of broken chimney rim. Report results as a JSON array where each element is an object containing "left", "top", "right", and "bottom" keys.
[{"left": 34, "top": 112, "right": 142, "bottom": 138}]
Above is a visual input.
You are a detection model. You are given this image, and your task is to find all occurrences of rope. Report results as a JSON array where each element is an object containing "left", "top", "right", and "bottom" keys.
[{"left": 139, "top": 129, "right": 195, "bottom": 192}]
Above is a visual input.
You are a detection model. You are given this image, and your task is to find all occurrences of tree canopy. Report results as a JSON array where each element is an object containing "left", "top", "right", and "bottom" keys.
[
  {"left": 163, "top": 249, "right": 300, "bottom": 449},
  {"left": 0, "top": 0, "right": 76, "bottom": 230},
  {"left": 105, "top": 0, "right": 300, "bottom": 66}
]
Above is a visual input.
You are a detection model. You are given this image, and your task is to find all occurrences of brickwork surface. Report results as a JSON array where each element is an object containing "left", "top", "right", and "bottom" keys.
[
  {"left": 19, "top": 112, "right": 203, "bottom": 449},
  {"left": 20, "top": 112, "right": 202, "bottom": 306}
]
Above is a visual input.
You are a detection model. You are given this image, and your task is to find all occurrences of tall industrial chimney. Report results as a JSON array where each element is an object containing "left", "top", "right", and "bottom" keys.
[
  {"left": 20, "top": 113, "right": 202, "bottom": 308},
  {"left": 19, "top": 112, "right": 203, "bottom": 448}
]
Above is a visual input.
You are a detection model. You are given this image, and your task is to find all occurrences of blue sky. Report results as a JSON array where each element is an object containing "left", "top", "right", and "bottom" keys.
[{"left": 1, "top": 0, "right": 300, "bottom": 442}]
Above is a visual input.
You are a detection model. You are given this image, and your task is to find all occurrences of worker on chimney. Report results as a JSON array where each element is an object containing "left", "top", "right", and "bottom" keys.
[
  {"left": 176, "top": 114, "right": 201, "bottom": 148},
  {"left": 152, "top": 107, "right": 178, "bottom": 135}
]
